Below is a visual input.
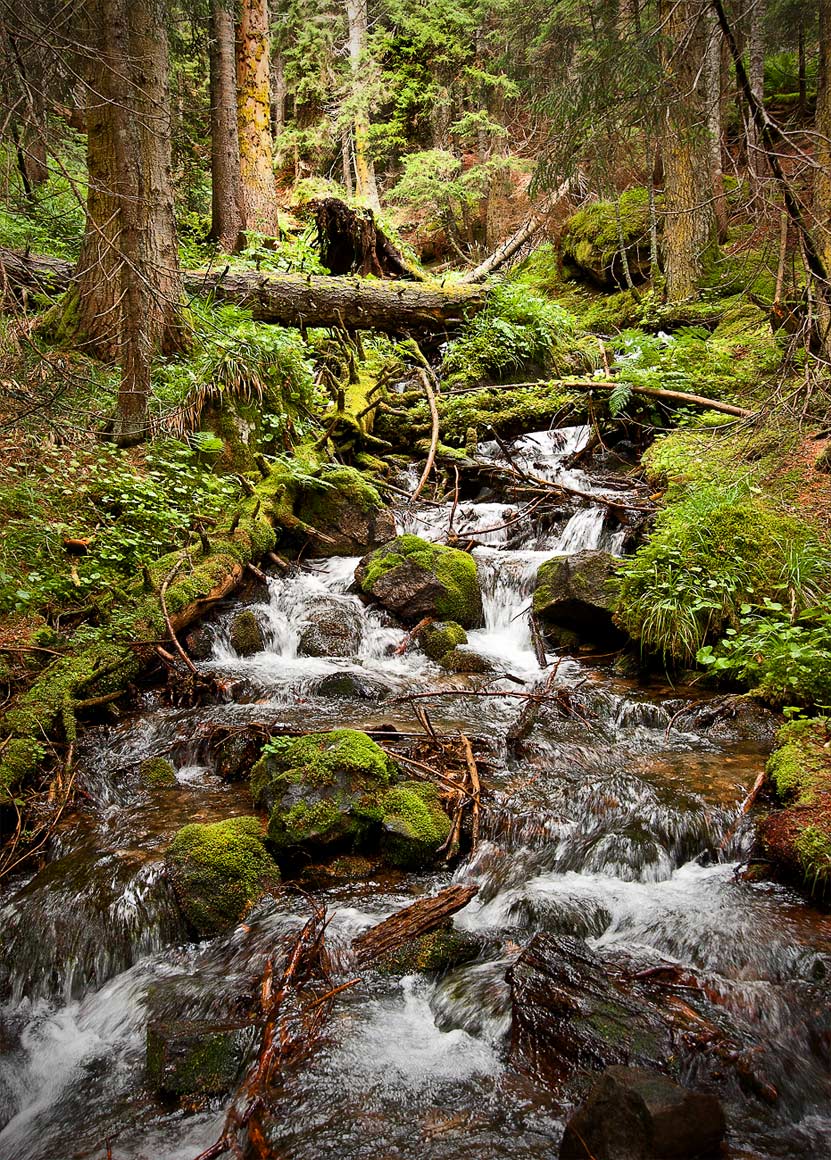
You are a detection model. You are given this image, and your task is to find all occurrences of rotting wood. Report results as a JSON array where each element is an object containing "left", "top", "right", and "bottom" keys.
[
  {"left": 0, "top": 247, "right": 484, "bottom": 334},
  {"left": 352, "top": 884, "right": 478, "bottom": 968},
  {"left": 411, "top": 368, "right": 440, "bottom": 501}
]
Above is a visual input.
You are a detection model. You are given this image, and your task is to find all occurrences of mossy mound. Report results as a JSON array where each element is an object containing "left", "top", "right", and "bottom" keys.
[
  {"left": 293, "top": 464, "right": 395, "bottom": 555},
  {"left": 373, "top": 925, "right": 481, "bottom": 975},
  {"left": 757, "top": 718, "right": 831, "bottom": 897},
  {"left": 561, "top": 189, "right": 652, "bottom": 289},
  {"left": 146, "top": 1019, "right": 256, "bottom": 1100},
  {"left": 250, "top": 729, "right": 399, "bottom": 854},
  {"left": 229, "top": 609, "right": 265, "bottom": 657},
  {"left": 378, "top": 782, "right": 453, "bottom": 868},
  {"left": 534, "top": 551, "right": 625, "bottom": 646},
  {"left": 356, "top": 535, "right": 483, "bottom": 627},
  {"left": 421, "top": 620, "right": 467, "bottom": 662},
  {"left": 165, "top": 816, "right": 280, "bottom": 936},
  {"left": 139, "top": 757, "right": 177, "bottom": 789}
]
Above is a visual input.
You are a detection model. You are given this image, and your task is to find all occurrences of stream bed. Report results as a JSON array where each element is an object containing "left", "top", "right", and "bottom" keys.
[{"left": 1, "top": 427, "right": 829, "bottom": 1159}]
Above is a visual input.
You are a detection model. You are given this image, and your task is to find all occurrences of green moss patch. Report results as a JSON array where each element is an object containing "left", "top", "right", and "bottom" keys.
[
  {"left": 166, "top": 816, "right": 280, "bottom": 936},
  {"left": 421, "top": 620, "right": 467, "bottom": 662},
  {"left": 379, "top": 782, "right": 453, "bottom": 868},
  {"left": 356, "top": 534, "right": 483, "bottom": 627}
]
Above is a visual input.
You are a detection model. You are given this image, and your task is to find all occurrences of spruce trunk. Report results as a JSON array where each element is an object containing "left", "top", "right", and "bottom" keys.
[
  {"left": 210, "top": 0, "right": 245, "bottom": 252},
  {"left": 236, "top": 0, "right": 277, "bottom": 235}
]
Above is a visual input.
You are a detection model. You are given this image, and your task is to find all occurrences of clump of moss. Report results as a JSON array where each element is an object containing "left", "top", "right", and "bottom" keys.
[
  {"left": 166, "top": 816, "right": 280, "bottom": 936},
  {"left": 379, "top": 782, "right": 453, "bottom": 868},
  {"left": 229, "top": 609, "right": 265, "bottom": 657},
  {"left": 560, "top": 188, "right": 652, "bottom": 289},
  {"left": 766, "top": 719, "right": 830, "bottom": 805},
  {"left": 421, "top": 620, "right": 467, "bottom": 662},
  {"left": 356, "top": 534, "right": 483, "bottom": 627},
  {"left": 140, "top": 756, "right": 177, "bottom": 789}
]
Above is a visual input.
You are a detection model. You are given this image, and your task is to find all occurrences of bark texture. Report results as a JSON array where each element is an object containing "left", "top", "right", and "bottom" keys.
[
  {"left": 210, "top": 0, "right": 245, "bottom": 252},
  {"left": 816, "top": 0, "right": 831, "bottom": 356},
  {"left": 345, "top": 0, "right": 380, "bottom": 209},
  {"left": 236, "top": 0, "right": 277, "bottom": 234},
  {"left": 63, "top": 0, "right": 186, "bottom": 444},
  {"left": 659, "top": 0, "right": 718, "bottom": 301}
]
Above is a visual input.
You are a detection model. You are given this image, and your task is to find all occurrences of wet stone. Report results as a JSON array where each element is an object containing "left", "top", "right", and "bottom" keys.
[
  {"left": 214, "top": 730, "right": 264, "bottom": 781},
  {"left": 533, "top": 549, "right": 626, "bottom": 647},
  {"left": 184, "top": 622, "right": 215, "bottom": 661},
  {"left": 146, "top": 1019, "right": 256, "bottom": 1100},
  {"left": 439, "top": 647, "right": 495, "bottom": 674},
  {"left": 229, "top": 609, "right": 266, "bottom": 657},
  {"left": 560, "top": 1065, "right": 726, "bottom": 1160},
  {"left": 298, "top": 602, "right": 362, "bottom": 658},
  {"left": 314, "top": 671, "right": 387, "bottom": 700}
]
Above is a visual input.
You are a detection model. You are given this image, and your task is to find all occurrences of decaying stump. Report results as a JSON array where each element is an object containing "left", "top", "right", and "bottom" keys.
[{"left": 315, "top": 197, "right": 417, "bottom": 279}]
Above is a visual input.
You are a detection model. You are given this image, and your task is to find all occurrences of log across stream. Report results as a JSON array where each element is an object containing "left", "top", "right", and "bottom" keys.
[{"left": 0, "top": 427, "right": 829, "bottom": 1160}]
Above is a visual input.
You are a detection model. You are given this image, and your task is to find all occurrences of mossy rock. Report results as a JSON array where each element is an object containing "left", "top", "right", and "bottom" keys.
[
  {"left": 146, "top": 1019, "right": 256, "bottom": 1100},
  {"left": 373, "top": 925, "right": 482, "bottom": 975},
  {"left": 356, "top": 535, "right": 483, "bottom": 627},
  {"left": 139, "top": 757, "right": 177, "bottom": 789},
  {"left": 561, "top": 189, "right": 653, "bottom": 289},
  {"left": 165, "top": 816, "right": 280, "bottom": 936},
  {"left": 757, "top": 718, "right": 831, "bottom": 897},
  {"left": 229, "top": 609, "right": 265, "bottom": 657},
  {"left": 294, "top": 464, "right": 396, "bottom": 555},
  {"left": 250, "top": 729, "right": 399, "bottom": 855},
  {"left": 298, "top": 599, "right": 362, "bottom": 658},
  {"left": 534, "top": 550, "right": 626, "bottom": 647},
  {"left": 439, "top": 647, "right": 495, "bottom": 674},
  {"left": 421, "top": 620, "right": 467, "bottom": 662},
  {"left": 379, "top": 781, "right": 453, "bottom": 868}
]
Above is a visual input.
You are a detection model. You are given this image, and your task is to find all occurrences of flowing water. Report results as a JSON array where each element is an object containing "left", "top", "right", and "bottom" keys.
[{"left": 1, "top": 427, "right": 829, "bottom": 1160}]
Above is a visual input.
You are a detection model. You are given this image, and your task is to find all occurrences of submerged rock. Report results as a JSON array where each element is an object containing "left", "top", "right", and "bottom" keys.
[
  {"left": 298, "top": 601, "right": 362, "bottom": 658},
  {"left": 507, "top": 933, "right": 673, "bottom": 1090},
  {"left": 372, "top": 924, "right": 481, "bottom": 975},
  {"left": 146, "top": 1019, "right": 256, "bottom": 1100},
  {"left": 356, "top": 534, "right": 483, "bottom": 627},
  {"left": 229, "top": 609, "right": 265, "bottom": 657},
  {"left": 313, "top": 671, "right": 387, "bottom": 700},
  {"left": 560, "top": 1066, "right": 726, "bottom": 1160},
  {"left": 439, "top": 646, "right": 495, "bottom": 674},
  {"left": 165, "top": 816, "right": 280, "bottom": 936},
  {"left": 533, "top": 549, "right": 625, "bottom": 646},
  {"left": 294, "top": 465, "right": 396, "bottom": 555}
]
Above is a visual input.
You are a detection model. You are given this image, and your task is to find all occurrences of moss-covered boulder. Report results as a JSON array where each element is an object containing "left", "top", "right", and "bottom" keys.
[
  {"left": 356, "top": 535, "right": 483, "bottom": 627},
  {"left": 421, "top": 620, "right": 467, "bottom": 661},
  {"left": 146, "top": 1019, "right": 256, "bottom": 1100},
  {"left": 534, "top": 550, "right": 626, "bottom": 646},
  {"left": 139, "top": 757, "right": 177, "bottom": 789},
  {"left": 378, "top": 782, "right": 453, "bottom": 868},
  {"left": 294, "top": 465, "right": 396, "bottom": 555},
  {"left": 250, "top": 729, "right": 399, "bottom": 855},
  {"left": 439, "top": 647, "right": 495, "bottom": 674},
  {"left": 229, "top": 609, "right": 265, "bottom": 657},
  {"left": 373, "top": 924, "right": 481, "bottom": 975},
  {"left": 298, "top": 599, "right": 362, "bottom": 658},
  {"left": 165, "top": 816, "right": 280, "bottom": 936},
  {"left": 560, "top": 189, "right": 652, "bottom": 289},
  {"left": 756, "top": 718, "right": 831, "bottom": 897}
]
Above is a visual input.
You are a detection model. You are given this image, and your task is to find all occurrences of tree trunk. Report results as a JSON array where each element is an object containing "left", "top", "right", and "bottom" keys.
[
  {"left": 345, "top": 0, "right": 380, "bottom": 209},
  {"left": 58, "top": 0, "right": 186, "bottom": 443},
  {"left": 815, "top": 0, "right": 831, "bottom": 356},
  {"left": 747, "top": 0, "right": 767, "bottom": 189},
  {"left": 659, "top": 0, "right": 717, "bottom": 301},
  {"left": 704, "top": 6, "right": 728, "bottom": 241},
  {"left": 209, "top": 0, "right": 245, "bottom": 252},
  {"left": 5, "top": 248, "right": 483, "bottom": 333},
  {"left": 236, "top": 0, "right": 277, "bottom": 234}
]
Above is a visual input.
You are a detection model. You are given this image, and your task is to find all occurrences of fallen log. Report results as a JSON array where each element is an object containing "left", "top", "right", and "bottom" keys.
[
  {"left": 0, "top": 247, "right": 484, "bottom": 334},
  {"left": 459, "top": 180, "right": 570, "bottom": 285},
  {"left": 353, "top": 883, "right": 478, "bottom": 967}
]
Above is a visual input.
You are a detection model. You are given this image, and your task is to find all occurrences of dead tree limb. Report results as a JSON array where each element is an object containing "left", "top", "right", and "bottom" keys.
[
  {"left": 411, "top": 368, "right": 440, "bottom": 501},
  {"left": 353, "top": 884, "right": 478, "bottom": 968},
  {"left": 460, "top": 181, "right": 570, "bottom": 284}
]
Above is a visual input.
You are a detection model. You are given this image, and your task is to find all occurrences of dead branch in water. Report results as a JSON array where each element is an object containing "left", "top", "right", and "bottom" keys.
[{"left": 353, "top": 884, "right": 478, "bottom": 968}]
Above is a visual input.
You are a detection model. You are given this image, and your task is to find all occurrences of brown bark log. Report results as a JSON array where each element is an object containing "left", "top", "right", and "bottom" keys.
[
  {"left": 209, "top": 0, "right": 246, "bottom": 252},
  {"left": 815, "top": 0, "right": 831, "bottom": 356},
  {"left": 352, "top": 884, "right": 478, "bottom": 968},
  {"left": 1, "top": 248, "right": 484, "bottom": 333}
]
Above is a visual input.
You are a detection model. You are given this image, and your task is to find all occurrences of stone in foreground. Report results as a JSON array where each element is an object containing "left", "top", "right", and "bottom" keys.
[
  {"left": 146, "top": 1019, "right": 256, "bottom": 1100},
  {"left": 356, "top": 534, "right": 483, "bottom": 627}
]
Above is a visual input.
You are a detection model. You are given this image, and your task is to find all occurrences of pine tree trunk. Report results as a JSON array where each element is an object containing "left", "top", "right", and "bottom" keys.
[
  {"left": 659, "top": 0, "right": 717, "bottom": 302},
  {"left": 236, "top": 0, "right": 277, "bottom": 234},
  {"left": 747, "top": 0, "right": 767, "bottom": 189},
  {"left": 60, "top": 0, "right": 186, "bottom": 442},
  {"left": 704, "top": 7, "right": 728, "bottom": 241},
  {"left": 815, "top": 0, "right": 831, "bottom": 356},
  {"left": 345, "top": 0, "right": 380, "bottom": 209},
  {"left": 209, "top": 0, "right": 245, "bottom": 252}
]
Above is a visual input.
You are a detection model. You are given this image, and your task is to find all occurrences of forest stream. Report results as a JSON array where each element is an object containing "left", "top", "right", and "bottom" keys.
[{"left": 0, "top": 427, "right": 829, "bottom": 1160}]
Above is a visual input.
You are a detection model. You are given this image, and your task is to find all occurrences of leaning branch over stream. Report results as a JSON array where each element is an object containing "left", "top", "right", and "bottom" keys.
[{"left": 0, "top": 247, "right": 485, "bottom": 334}]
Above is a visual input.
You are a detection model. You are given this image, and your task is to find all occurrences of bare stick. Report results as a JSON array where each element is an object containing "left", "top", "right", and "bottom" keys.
[{"left": 411, "top": 368, "right": 440, "bottom": 502}]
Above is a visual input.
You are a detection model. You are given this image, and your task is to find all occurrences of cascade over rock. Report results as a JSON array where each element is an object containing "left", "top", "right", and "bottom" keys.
[{"left": 356, "top": 534, "right": 484, "bottom": 627}]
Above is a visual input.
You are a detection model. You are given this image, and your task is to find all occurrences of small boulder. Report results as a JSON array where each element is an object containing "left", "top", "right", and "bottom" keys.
[
  {"left": 214, "top": 731, "right": 263, "bottom": 781},
  {"left": 229, "top": 609, "right": 266, "bottom": 657},
  {"left": 295, "top": 465, "right": 396, "bottom": 555},
  {"left": 298, "top": 601, "right": 362, "bottom": 658},
  {"left": 379, "top": 782, "right": 453, "bottom": 868},
  {"left": 373, "top": 924, "right": 481, "bottom": 975},
  {"left": 165, "top": 816, "right": 280, "bottom": 936},
  {"left": 146, "top": 1019, "right": 256, "bottom": 1100},
  {"left": 313, "top": 671, "right": 387, "bottom": 700},
  {"left": 250, "top": 729, "right": 398, "bottom": 855},
  {"left": 560, "top": 1066, "right": 726, "bottom": 1160},
  {"left": 356, "top": 534, "right": 483, "bottom": 627},
  {"left": 533, "top": 549, "right": 625, "bottom": 646},
  {"left": 560, "top": 189, "right": 652, "bottom": 289},
  {"left": 421, "top": 620, "right": 467, "bottom": 662},
  {"left": 139, "top": 756, "right": 177, "bottom": 789},
  {"left": 439, "top": 646, "right": 495, "bottom": 674},
  {"left": 184, "top": 623, "right": 215, "bottom": 661}
]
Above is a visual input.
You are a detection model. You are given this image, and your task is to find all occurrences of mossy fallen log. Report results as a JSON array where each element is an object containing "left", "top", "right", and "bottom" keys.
[{"left": 0, "top": 247, "right": 484, "bottom": 334}]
